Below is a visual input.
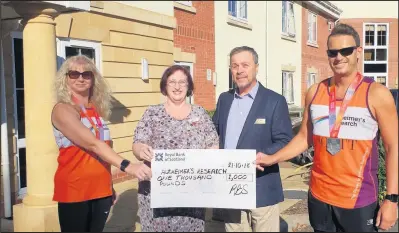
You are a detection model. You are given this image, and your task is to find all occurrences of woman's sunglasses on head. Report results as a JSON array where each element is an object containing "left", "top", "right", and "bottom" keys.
[
  {"left": 327, "top": 46, "right": 358, "bottom": 58},
  {"left": 67, "top": 70, "right": 93, "bottom": 80}
]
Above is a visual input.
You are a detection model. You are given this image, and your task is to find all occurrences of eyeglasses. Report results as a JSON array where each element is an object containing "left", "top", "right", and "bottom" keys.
[
  {"left": 327, "top": 46, "right": 357, "bottom": 58},
  {"left": 67, "top": 70, "right": 93, "bottom": 80},
  {"left": 167, "top": 80, "right": 188, "bottom": 87}
]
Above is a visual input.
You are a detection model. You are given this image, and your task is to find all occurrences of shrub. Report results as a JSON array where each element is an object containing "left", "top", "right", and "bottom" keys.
[
  {"left": 377, "top": 138, "right": 387, "bottom": 202},
  {"left": 207, "top": 109, "right": 216, "bottom": 118}
]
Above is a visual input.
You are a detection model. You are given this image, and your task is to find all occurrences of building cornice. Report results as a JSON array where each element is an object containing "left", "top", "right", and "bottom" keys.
[{"left": 304, "top": 1, "right": 342, "bottom": 19}]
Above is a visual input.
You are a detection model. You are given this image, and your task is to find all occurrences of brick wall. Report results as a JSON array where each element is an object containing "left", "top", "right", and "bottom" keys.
[
  {"left": 339, "top": 18, "right": 398, "bottom": 89},
  {"left": 174, "top": 1, "right": 216, "bottom": 110},
  {"left": 301, "top": 7, "right": 334, "bottom": 107}
]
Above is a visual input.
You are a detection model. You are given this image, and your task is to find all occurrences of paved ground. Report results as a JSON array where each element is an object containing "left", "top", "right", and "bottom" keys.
[{"left": 1, "top": 162, "right": 397, "bottom": 232}]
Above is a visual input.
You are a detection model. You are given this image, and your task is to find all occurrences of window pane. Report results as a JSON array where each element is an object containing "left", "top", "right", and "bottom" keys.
[
  {"left": 364, "top": 63, "right": 387, "bottom": 73},
  {"left": 19, "top": 148, "right": 27, "bottom": 188},
  {"left": 364, "top": 49, "right": 375, "bottom": 61},
  {"left": 307, "top": 13, "right": 311, "bottom": 41},
  {"left": 81, "top": 48, "right": 95, "bottom": 61},
  {"left": 13, "top": 38, "right": 24, "bottom": 89},
  {"left": 289, "top": 73, "right": 294, "bottom": 102},
  {"left": 228, "top": 0, "right": 236, "bottom": 17},
  {"left": 377, "top": 25, "right": 387, "bottom": 46},
  {"left": 65, "top": 46, "right": 79, "bottom": 58},
  {"left": 288, "top": 2, "right": 296, "bottom": 35},
  {"left": 376, "top": 76, "right": 386, "bottom": 86},
  {"left": 282, "top": 2, "right": 287, "bottom": 32},
  {"left": 365, "top": 24, "right": 375, "bottom": 46},
  {"left": 376, "top": 49, "right": 387, "bottom": 61},
  {"left": 16, "top": 90, "right": 25, "bottom": 138}
]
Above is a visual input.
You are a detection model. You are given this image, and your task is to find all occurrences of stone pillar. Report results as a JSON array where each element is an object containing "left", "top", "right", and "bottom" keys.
[{"left": 8, "top": 2, "right": 62, "bottom": 232}]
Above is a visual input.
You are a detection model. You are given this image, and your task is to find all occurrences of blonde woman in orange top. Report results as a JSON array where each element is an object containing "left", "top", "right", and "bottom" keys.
[{"left": 52, "top": 55, "right": 152, "bottom": 232}]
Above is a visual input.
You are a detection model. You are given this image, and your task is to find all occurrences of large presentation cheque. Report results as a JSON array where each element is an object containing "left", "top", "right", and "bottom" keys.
[{"left": 150, "top": 149, "right": 256, "bottom": 209}]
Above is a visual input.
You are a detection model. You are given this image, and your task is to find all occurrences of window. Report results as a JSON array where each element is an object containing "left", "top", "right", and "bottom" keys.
[
  {"left": 282, "top": 71, "right": 294, "bottom": 104},
  {"left": 363, "top": 23, "right": 389, "bottom": 86},
  {"left": 175, "top": 1, "right": 192, "bottom": 6},
  {"left": 328, "top": 21, "right": 334, "bottom": 31},
  {"left": 12, "top": 35, "right": 27, "bottom": 199},
  {"left": 228, "top": 1, "right": 247, "bottom": 21},
  {"left": 307, "top": 73, "right": 316, "bottom": 88},
  {"left": 282, "top": 1, "right": 296, "bottom": 37},
  {"left": 308, "top": 12, "right": 317, "bottom": 44},
  {"left": 57, "top": 38, "right": 101, "bottom": 70},
  {"left": 174, "top": 62, "right": 194, "bottom": 104}
]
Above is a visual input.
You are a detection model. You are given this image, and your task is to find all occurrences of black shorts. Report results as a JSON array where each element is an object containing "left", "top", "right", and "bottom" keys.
[
  {"left": 58, "top": 196, "right": 113, "bottom": 232},
  {"left": 308, "top": 191, "right": 379, "bottom": 232}
]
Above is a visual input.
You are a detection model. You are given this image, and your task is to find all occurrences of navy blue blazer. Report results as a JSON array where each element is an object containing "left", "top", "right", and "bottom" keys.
[{"left": 212, "top": 82, "right": 293, "bottom": 208}]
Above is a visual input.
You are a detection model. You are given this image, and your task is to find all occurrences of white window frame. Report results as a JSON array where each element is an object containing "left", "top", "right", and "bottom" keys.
[
  {"left": 228, "top": 1, "right": 248, "bottom": 22},
  {"left": 307, "top": 73, "right": 316, "bottom": 88},
  {"left": 328, "top": 21, "right": 334, "bottom": 31},
  {"left": 363, "top": 23, "right": 389, "bottom": 87},
  {"left": 174, "top": 61, "right": 194, "bottom": 104},
  {"left": 10, "top": 31, "right": 27, "bottom": 199},
  {"left": 56, "top": 38, "right": 102, "bottom": 71},
  {"left": 307, "top": 11, "right": 317, "bottom": 45},
  {"left": 175, "top": 1, "right": 192, "bottom": 7},
  {"left": 282, "top": 1, "right": 296, "bottom": 37},
  {"left": 282, "top": 71, "right": 294, "bottom": 104}
]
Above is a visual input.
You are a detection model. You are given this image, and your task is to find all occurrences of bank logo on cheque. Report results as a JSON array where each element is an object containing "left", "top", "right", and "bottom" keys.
[
  {"left": 155, "top": 152, "right": 186, "bottom": 162},
  {"left": 155, "top": 153, "right": 164, "bottom": 161}
]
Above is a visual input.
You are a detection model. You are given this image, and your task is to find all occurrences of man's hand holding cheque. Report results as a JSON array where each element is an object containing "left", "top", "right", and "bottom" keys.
[{"left": 255, "top": 152, "right": 278, "bottom": 172}]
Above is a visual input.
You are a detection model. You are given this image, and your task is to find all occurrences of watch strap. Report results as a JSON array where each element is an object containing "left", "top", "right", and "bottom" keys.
[
  {"left": 120, "top": 159, "right": 131, "bottom": 172},
  {"left": 385, "top": 194, "right": 399, "bottom": 203}
]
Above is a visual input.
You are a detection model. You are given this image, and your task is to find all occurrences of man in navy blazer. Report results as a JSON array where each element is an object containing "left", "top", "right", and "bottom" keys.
[{"left": 212, "top": 46, "right": 293, "bottom": 232}]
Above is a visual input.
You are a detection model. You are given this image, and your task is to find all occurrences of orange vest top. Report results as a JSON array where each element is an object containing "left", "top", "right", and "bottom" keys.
[
  {"left": 52, "top": 105, "right": 112, "bottom": 203},
  {"left": 309, "top": 77, "right": 379, "bottom": 209}
]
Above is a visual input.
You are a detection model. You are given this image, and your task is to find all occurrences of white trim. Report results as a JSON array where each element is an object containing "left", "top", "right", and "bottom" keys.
[
  {"left": 10, "top": 31, "right": 27, "bottom": 199},
  {"left": 307, "top": 72, "right": 316, "bottom": 88},
  {"left": 282, "top": 71, "right": 294, "bottom": 104},
  {"left": 175, "top": 1, "right": 192, "bottom": 7},
  {"left": 228, "top": 0, "right": 248, "bottom": 23},
  {"left": 174, "top": 61, "right": 194, "bottom": 104},
  {"left": 281, "top": 1, "right": 296, "bottom": 38},
  {"left": 307, "top": 11, "right": 317, "bottom": 45},
  {"left": 304, "top": 1, "right": 341, "bottom": 19},
  {"left": 56, "top": 38, "right": 102, "bottom": 71},
  {"left": 364, "top": 73, "right": 388, "bottom": 86},
  {"left": 362, "top": 23, "right": 389, "bottom": 87}
]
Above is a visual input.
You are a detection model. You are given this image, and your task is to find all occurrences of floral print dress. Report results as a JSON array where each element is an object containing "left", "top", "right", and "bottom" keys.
[{"left": 133, "top": 104, "right": 219, "bottom": 232}]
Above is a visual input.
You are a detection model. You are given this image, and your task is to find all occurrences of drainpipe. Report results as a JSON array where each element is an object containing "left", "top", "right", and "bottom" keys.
[{"left": 1, "top": 38, "right": 12, "bottom": 218}]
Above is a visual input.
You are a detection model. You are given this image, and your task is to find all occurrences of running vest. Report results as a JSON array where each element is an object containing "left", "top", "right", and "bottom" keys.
[
  {"left": 52, "top": 104, "right": 112, "bottom": 203},
  {"left": 309, "top": 77, "right": 379, "bottom": 209}
]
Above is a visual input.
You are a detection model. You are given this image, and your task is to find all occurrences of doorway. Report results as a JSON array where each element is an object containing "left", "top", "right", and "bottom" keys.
[{"left": 11, "top": 32, "right": 27, "bottom": 199}]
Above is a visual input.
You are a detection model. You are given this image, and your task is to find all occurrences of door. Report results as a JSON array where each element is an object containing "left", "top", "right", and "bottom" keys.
[
  {"left": 174, "top": 62, "right": 194, "bottom": 104},
  {"left": 11, "top": 32, "right": 27, "bottom": 199}
]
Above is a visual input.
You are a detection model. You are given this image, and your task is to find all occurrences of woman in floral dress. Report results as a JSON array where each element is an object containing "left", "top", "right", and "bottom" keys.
[{"left": 132, "top": 65, "right": 219, "bottom": 232}]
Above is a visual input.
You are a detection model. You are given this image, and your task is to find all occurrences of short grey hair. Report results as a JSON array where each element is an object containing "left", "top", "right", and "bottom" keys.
[{"left": 229, "top": 46, "right": 259, "bottom": 65}]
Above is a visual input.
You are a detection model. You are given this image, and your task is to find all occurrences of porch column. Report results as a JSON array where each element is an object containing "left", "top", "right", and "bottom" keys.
[{"left": 9, "top": 2, "right": 61, "bottom": 232}]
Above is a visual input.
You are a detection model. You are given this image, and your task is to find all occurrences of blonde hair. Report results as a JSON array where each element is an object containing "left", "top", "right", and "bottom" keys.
[{"left": 54, "top": 55, "right": 112, "bottom": 119}]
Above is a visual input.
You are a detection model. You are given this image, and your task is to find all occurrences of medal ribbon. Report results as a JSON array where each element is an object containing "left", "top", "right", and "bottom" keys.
[
  {"left": 328, "top": 72, "right": 363, "bottom": 138},
  {"left": 72, "top": 95, "right": 103, "bottom": 139}
]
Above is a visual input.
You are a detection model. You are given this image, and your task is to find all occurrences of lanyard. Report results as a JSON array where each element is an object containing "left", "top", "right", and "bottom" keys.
[
  {"left": 328, "top": 72, "right": 363, "bottom": 138},
  {"left": 71, "top": 95, "right": 103, "bottom": 133}
]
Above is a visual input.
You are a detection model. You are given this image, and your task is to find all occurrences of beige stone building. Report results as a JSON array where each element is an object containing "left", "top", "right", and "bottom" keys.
[{"left": 1, "top": 1, "right": 176, "bottom": 231}]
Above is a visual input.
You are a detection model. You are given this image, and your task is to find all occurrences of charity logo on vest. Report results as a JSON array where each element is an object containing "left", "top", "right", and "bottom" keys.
[{"left": 341, "top": 116, "right": 366, "bottom": 127}]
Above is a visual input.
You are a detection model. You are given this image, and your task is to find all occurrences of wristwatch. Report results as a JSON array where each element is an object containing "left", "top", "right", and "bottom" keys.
[
  {"left": 385, "top": 194, "right": 399, "bottom": 203},
  {"left": 120, "top": 159, "right": 131, "bottom": 172}
]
